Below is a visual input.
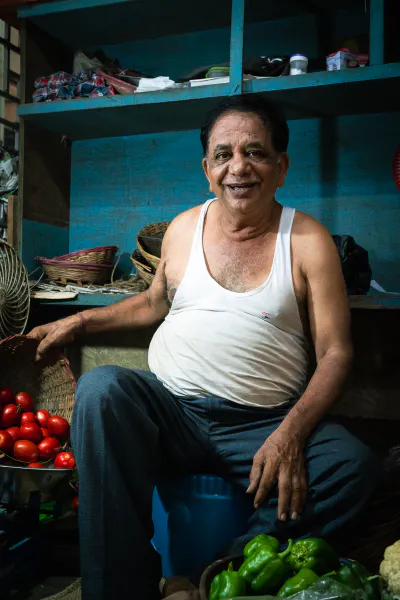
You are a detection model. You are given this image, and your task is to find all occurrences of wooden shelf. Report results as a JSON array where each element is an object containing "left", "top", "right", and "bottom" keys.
[
  {"left": 18, "top": 0, "right": 359, "bottom": 47},
  {"left": 31, "top": 293, "right": 135, "bottom": 307},
  {"left": 32, "top": 292, "right": 400, "bottom": 309},
  {"left": 18, "top": 64, "right": 400, "bottom": 140}
]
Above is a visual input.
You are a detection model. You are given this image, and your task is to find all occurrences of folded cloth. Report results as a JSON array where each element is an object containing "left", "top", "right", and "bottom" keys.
[{"left": 33, "top": 70, "right": 114, "bottom": 102}]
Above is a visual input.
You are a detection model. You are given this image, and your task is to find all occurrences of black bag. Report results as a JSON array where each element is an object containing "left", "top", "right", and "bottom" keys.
[{"left": 332, "top": 235, "right": 372, "bottom": 295}]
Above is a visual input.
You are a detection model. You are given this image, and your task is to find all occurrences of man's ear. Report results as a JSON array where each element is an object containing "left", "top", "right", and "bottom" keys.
[
  {"left": 277, "top": 152, "right": 289, "bottom": 189},
  {"left": 202, "top": 157, "right": 213, "bottom": 193}
]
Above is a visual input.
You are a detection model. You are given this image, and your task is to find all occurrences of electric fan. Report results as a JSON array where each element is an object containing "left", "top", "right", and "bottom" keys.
[{"left": 0, "top": 240, "right": 30, "bottom": 339}]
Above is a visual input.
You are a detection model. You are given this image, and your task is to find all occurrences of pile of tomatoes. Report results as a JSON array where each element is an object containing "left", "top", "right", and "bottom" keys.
[{"left": 0, "top": 387, "right": 75, "bottom": 469}]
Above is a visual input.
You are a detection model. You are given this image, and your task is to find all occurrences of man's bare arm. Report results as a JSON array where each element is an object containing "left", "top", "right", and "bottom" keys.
[
  {"left": 282, "top": 222, "right": 353, "bottom": 439},
  {"left": 248, "top": 219, "right": 353, "bottom": 518},
  {"left": 28, "top": 240, "right": 171, "bottom": 358}
]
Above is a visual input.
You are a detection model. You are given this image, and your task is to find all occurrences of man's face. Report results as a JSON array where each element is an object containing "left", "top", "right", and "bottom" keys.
[{"left": 202, "top": 111, "right": 289, "bottom": 214}]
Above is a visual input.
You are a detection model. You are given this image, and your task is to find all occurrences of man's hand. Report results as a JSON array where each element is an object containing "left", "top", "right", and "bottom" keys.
[
  {"left": 27, "top": 316, "right": 82, "bottom": 360},
  {"left": 247, "top": 425, "right": 307, "bottom": 521}
]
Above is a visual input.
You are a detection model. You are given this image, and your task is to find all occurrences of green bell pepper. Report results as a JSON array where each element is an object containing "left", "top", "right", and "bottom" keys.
[
  {"left": 278, "top": 568, "right": 320, "bottom": 597},
  {"left": 239, "top": 539, "right": 293, "bottom": 595},
  {"left": 208, "top": 562, "right": 246, "bottom": 600},
  {"left": 330, "top": 560, "right": 380, "bottom": 600},
  {"left": 243, "top": 534, "right": 280, "bottom": 558},
  {"left": 288, "top": 538, "right": 340, "bottom": 575}
]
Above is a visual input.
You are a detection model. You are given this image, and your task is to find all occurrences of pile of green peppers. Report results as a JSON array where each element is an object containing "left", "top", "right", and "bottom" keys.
[{"left": 208, "top": 534, "right": 380, "bottom": 600}]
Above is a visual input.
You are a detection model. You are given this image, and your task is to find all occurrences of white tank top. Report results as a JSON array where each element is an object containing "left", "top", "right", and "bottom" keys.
[{"left": 148, "top": 199, "right": 308, "bottom": 408}]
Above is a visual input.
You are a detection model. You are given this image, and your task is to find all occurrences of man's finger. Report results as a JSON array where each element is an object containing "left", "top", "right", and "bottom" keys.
[
  {"left": 254, "top": 460, "right": 276, "bottom": 508},
  {"left": 247, "top": 459, "right": 263, "bottom": 494},
  {"left": 35, "top": 335, "right": 54, "bottom": 361},
  {"left": 277, "top": 468, "right": 292, "bottom": 521},
  {"left": 289, "top": 473, "right": 303, "bottom": 520}
]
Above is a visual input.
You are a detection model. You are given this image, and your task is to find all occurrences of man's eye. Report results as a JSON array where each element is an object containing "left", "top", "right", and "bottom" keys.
[
  {"left": 215, "top": 152, "right": 230, "bottom": 160},
  {"left": 248, "top": 150, "right": 264, "bottom": 158}
]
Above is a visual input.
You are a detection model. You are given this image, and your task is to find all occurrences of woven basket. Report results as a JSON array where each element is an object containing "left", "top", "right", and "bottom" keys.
[
  {"left": 37, "top": 257, "right": 114, "bottom": 285},
  {"left": 0, "top": 336, "right": 76, "bottom": 422},
  {"left": 137, "top": 222, "right": 170, "bottom": 270},
  {"left": 57, "top": 246, "right": 118, "bottom": 266},
  {"left": 131, "top": 250, "right": 155, "bottom": 287}
]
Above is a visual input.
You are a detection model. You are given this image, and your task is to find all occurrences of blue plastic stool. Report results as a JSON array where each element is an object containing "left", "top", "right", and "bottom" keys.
[{"left": 152, "top": 474, "right": 253, "bottom": 579}]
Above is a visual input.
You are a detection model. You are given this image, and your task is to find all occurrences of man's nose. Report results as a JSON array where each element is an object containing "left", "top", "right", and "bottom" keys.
[{"left": 229, "top": 152, "right": 251, "bottom": 176}]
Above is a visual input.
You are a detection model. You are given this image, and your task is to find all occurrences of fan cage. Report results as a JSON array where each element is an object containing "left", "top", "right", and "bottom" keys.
[{"left": 0, "top": 240, "right": 30, "bottom": 340}]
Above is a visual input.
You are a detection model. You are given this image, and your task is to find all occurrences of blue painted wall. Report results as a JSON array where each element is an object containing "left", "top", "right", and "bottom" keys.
[
  {"left": 22, "top": 219, "right": 69, "bottom": 275},
  {"left": 70, "top": 111, "right": 400, "bottom": 289},
  {"left": 69, "top": 12, "right": 400, "bottom": 289}
]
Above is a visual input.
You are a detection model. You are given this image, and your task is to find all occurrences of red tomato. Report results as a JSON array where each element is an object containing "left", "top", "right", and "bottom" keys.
[
  {"left": 36, "top": 409, "right": 50, "bottom": 428},
  {"left": 6, "top": 426, "right": 20, "bottom": 443},
  {"left": 0, "top": 387, "right": 14, "bottom": 405},
  {"left": 15, "top": 392, "right": 34, "bottom": 413},
  {"left": 0, "top": 430, "right": 14, "bottom": 453},
  {"left": 1, "top": 404, "right": 21, "bottom": 427},
  {"left": 54, "top": 452, "right": 75, "bottom": 469},
  {"left": 27, "top": 462, "right": 44, "bottom": 468},
  {"left": 71, "top": 496, "right": 79, "bottom": 512},
  {"left": 38, "top": 437, "right": 60, "bottom": 460},
  {"left": 14, "top": 440, "right": 39, "bottom": 463},
  {"left": 19, "top": 422, "right": 43, "bottom": 444},
  {"left": 21, "top": 412, "right": 37, "bottom": 425},
  {"left": 41, "top": 428, "right": 50, "bottom": 438},
  {"left": 47, "top": 416, "right": 70, "bottom": 439}
]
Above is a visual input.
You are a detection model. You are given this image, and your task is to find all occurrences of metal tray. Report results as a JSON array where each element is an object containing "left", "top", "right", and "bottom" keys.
[{"left": 0, "top": 464, "right": 73, "bottom": 506}]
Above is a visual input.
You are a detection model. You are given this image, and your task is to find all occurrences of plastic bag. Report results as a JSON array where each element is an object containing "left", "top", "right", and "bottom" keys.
[{"left": 223, "top": 577, "right": 365, "bottom": 600}]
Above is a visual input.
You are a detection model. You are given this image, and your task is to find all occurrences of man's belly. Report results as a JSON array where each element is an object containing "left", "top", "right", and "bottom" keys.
[{"left": 148, "top": 309, "right": 308, "bottom": 407}]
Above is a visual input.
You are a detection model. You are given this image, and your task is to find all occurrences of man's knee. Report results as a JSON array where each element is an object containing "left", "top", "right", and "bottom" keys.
[
  {"left": 347, "top": 436, "right": 383, "bottom": 492},
  {"left": 75, "top": 365, "right": 126, "bottom": 413}
]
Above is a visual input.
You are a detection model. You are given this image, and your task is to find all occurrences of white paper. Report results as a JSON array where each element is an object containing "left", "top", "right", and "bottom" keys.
[{"left": 136, "top": 76, "right": 178, "bottom": 92}]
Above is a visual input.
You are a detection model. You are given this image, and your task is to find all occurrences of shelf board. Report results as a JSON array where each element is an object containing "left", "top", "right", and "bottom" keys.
[
  {"left": 33, "top": 292, "right": 400, "bottom": 309},
  {"left": 18, "top": 0, "right": 359, "bottom": 47},
  {"left": 19, "top": 83, "right": 231, "bottom": 139},
  {"left": 349, "top": 295, "right": 400, "bottom": 310},
  {"left": 19, "top": 64, "right": 400, "bottom": 140},
  {"left": 32, "top": 293, "right": 135, "bottom": 307}
]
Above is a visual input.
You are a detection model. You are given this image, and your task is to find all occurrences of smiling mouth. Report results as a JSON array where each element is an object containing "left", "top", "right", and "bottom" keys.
[{"left": 226, "top": 183, "right": 258, "bottom": 190}]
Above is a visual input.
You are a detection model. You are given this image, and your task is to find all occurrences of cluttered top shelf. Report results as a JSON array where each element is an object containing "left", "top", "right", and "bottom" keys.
[
  {"left": 18, "top": 0, "right": 360, "bottom": 47},
  {"left": 18, "top": 63, "right": 400, "bottom": 140}
]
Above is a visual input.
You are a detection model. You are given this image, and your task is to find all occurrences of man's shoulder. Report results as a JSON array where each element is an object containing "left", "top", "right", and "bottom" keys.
[
  {"left": 291, "top": 209, "right": 340, "bottom": 272},
  {"left": 292, "top": 209, "right": 332, "bottom": 244},
  {"left": 162, "top": 203, "right": 204, "bottom": 252}
]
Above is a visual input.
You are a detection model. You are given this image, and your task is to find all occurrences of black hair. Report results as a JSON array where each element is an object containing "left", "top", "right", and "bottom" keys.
[{"left": 200, "top": 95, "right": 289, "bottom": 156}]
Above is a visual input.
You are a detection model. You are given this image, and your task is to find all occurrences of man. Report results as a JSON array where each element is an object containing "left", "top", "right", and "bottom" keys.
[{"left": 29, "top": 96, "right": 381, "bottom": 600}]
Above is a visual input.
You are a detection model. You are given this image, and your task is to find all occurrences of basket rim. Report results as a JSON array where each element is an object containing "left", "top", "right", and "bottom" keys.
[
  {"left": 0, "top": 334, "right": 76, "bottom": 385},
  {"left": 56, "top": 246, "right": 118, "bottom": 260}
]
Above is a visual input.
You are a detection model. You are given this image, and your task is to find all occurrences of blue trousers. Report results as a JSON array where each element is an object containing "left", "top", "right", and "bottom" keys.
[{"left": 71, "top": 366, "right": 381, "bottom": 600}]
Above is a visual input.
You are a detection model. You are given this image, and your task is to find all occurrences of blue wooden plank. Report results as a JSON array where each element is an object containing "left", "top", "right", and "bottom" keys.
[
  {"left": 31, "top": 293, "right": 400, "bottom": 310},
  {"left": 33, "top": 293, "right": 135, "bottom": 307},
  {"left": 369, "top": 0, "right": 384, "bottom": 66},
  {"left": 229, "top": 0, "right": 245, "bottom": 96},
  {"left": 18, "top": 0, "right": 127, "bottom": 17},
  {"left": 18, "top": 64, "right": 400, "bottom": 139}
]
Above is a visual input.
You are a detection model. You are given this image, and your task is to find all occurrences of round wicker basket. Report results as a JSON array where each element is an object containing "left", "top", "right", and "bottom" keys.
[
  {"left": 0, "top": 336, "right": 76, "bottom": 422},
  {"left": 137, "top": 222, "right": 169, "bottom": 270},
  {"left": 37, "top": 258, "right": 113, "bottom": 286},
  {"left": 131, "top": 250, "right": 155, "bottom": 287}
]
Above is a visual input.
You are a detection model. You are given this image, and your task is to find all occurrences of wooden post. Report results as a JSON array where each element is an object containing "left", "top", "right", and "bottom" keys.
[
  {"left": 229, "top": 0, "right": 245, "bottom": 96},
  {"left": 370, "top": 0, "right": 384, "bottom": 66},
  {"left": 7, "top": 194, "right": 22, "bottom": 252}
]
